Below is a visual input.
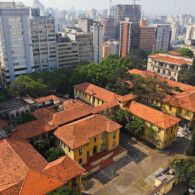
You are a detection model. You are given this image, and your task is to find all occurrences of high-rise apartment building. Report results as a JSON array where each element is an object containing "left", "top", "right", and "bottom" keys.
[
  {"left": 90, "top": 22, "right": 103, "bottom": 64},
  {"left": 56, "top": 35, "right": 79, "bottom": 69},
  {"left": 139, "top": 20, "right": 156, "bottom": 54},
  {"left": 90, "top": 9, "right": 97, "bottom": 21},
  {"left": 154, "top": 25, "right": 172, "bottom": 51},
  {"left": 101, "top": 17, "right": 115, "bottom": 42},
  {"left": 0, "top": 2, "right": 34, "bottom": 86},
  {"left": 66, "top": 27, "right": 93, "bottom": 63},
  {"left": 30, "top": 11, "right": 57, "bottom": 71},
  {"left": 103, "top": 40, "right": 119, "bottom": 58},
  {"left": 171, "top": 22, "right": 179, "bottom": 45},
  {"left": 119, "top": 19, "right": 140, "bottom": 58},
  {"left": 78, "top": 18, "right": 93, "bottom": 33},
  {"left": 115, "top": 4, "right": 141, "bottom": 40}
]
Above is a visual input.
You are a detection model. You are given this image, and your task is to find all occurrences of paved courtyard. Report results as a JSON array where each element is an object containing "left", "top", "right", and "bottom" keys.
[{"left": 82, "top": 132, "right": 190, "bottom": 195}]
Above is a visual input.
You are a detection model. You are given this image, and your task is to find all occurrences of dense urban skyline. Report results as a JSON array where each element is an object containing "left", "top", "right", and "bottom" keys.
[{"left": 3, "top": 0, "right": 195, "bottom": 16}]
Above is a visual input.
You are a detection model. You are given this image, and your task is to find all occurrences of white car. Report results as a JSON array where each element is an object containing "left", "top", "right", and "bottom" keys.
[{"left": 189, "top": 186, "right": 195, "bottom": 194}]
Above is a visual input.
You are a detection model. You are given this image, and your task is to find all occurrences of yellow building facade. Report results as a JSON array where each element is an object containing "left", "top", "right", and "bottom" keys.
[{"left": 59, "top": 129, "right": 120, "bottom": 165}]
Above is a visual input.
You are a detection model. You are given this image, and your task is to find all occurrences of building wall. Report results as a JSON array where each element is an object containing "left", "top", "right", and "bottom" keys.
[
  {"left": 57, "top": 41, "right": 79, "bottom": 68},
  {"left": 0, "top": 6, "right": 34, "bottom": 86},
  {"left": 31, "top": 17, "right": 57, "bottom": 72},
  {"left": 67, "top": 175, "right": 82, "bottom": 195},
  {"left": 74, "top": 88, "right": 106, "bottom": 107},
  {"left": 59, "top": 129, "right": 120, "bottom": 166},
  {"left": 101, "top": 17, "right": 115, "bottom": 42}
]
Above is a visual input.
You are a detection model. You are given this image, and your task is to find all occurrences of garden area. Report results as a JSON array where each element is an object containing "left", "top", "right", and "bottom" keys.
[{"left": 31, "top": 136, "right": 65, "bottom": 162}]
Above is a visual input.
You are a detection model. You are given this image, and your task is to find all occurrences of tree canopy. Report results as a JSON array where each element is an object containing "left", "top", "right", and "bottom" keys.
[
  {"left": 177, "top": 48, "right": 193, "bottom": 58},
  {"left": 49, "top": 185, "right": 77, "bottom": 195},
  {"left": 185, "top": 127, "right": 195, "bottom": 156},
  {"left": 170, "top": 155, "right": 195, "bottom": 185},
  {"left": 151, "top": 50, "right": 166, "bottom": 55}
]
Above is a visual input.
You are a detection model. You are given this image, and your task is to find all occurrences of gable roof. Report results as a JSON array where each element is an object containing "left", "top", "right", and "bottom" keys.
[
  {"left": 74, "top": 82, "right": 122, "bottom": 103},
  {"left": 0, "top": 139, "right": 29, "bottom": 188},
  {"left": 43, "top": 156, "right": 85, "bottom": 182},
  {"left": 35, "top": 95, "right": 60, "bottom": 103},
  {"left": 33, "top": 108, "right": 56, "bottom": 122},
  {"left": 14, "top": 119, "right": 57, "bottom": 139},
  {"left": 127, "top": 69, "right": 195, "bottom": 93},
  {"left": 54, "top": 114, "right": 122, "bottom": 149},
  {"left": 19, "top": 169, "right": 65, "bottom": 195},
  {"left": 63, "top": 99, "right": 91, "bottom": 110},
  {"left": 124, "top": 101, "right": 181, "bottom": 129},
  {"left": 150, "top": 53, "right": 193, "bottom": 65},
  {"left": 117, "top": 94, "right": 138, "bottom": 103}
]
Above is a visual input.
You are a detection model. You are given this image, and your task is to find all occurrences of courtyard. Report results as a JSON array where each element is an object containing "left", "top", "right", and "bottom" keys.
[{"left": 82, "top": 131, "right": 190, "bottom": 195}]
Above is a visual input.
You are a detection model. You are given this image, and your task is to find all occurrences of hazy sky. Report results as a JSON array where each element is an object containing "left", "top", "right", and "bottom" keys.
[{"left": 4, "top": 0, "right": 195, "bottom": 16}]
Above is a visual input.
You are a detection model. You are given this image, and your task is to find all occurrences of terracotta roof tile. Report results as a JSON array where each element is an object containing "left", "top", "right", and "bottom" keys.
[
  {"left": 0, "top": 120, "right": 8, "bottom": 128},
  {"left": 74, "top": 82, "right": 122, "bottom": 103},
  {"left": 35, "top": 95, "right": 60, "bottom": 103},
  {"left": 92, "top": 101, "right": 119, "bottom": 114},
  {"left": 124, "top": 101, "right": 181, "bottom": 129},
  {"left": 54, "top": 114, "right": 122, "bottom": 149},
  {"left": 14, "top": 119, "right": 57, "bottom": 139},
  {"left": 19, "top": 169, "right": 65, "bottom": 195},
  {"left": 43, "top": 156, "right": 85, "bottom": 182},
  {"left": 6, "top": 136, "right": 48, "bottom": 171},
  {"left": 63, "top": 99, "right": 91, "bottom": 110},
  {"left": 127, "top": 69, "right": 195, "bottom": 93},
  {"left": 0, "top": 139, "right": 28, "bottom": 188},
  {"left": 150, "top": 53, "right": 193, "bottom": 65},
  {"left": 33, "top": 108, "right": 56, "bottom": 122},
  {"left": 117, "top": 94, "right": 138, "bottom": 102},
  {"left": 168, "top": 51, "right": 182, "bottom": 56},
  {"left": 0, "top": 181, "right": 23, "bottom": 195},
  {"left": 50, "top": 105, "right": 92, "bottom": 127}
]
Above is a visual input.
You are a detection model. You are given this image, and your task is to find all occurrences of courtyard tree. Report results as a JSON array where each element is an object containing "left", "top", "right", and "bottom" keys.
[
  {"left": 169, "top": 155, "right": 195, "bottom": 185},
  {"left": 49, "top": 185, "right": 77, "bottom": 195},
  {"left": 185, "top": 127, "right": 195, "bottom": 156},
  {"left": 177, "top": 48, "right": 193, "bottom": 57}
]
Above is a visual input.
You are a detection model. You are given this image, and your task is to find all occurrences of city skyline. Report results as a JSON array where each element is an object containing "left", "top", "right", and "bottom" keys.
[{"left": 3, "top": 0, "right": 195, "bottom": 16}]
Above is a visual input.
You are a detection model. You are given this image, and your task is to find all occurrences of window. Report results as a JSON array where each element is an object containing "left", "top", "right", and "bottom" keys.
[
  {"left": 165, "top": 140, "right": 167, "bottom": 145},
  {"left": 113, "top": 142, "right": 116, "bottom": 148},
  {"left": 98, "top": 99, "right": 99, "bottom": 104},
  {"left": 167, "top": 129, "right": 169, "bottom": 134},
  {"left": 158, "top": 128, "right": 161, "bottom": 133},
  {"left": 94, "top": 137, "right": 97, "bottom": 143},
  {"left": 79, "top": 148, "right": 82, "bottom": 156},
  {"left": 84, "top": 93, "right": 86, "bottom": 98},
  {"left": 169, "top": 137, "right": 171, "bottom": 142},
  {"left": 79, "top": 158, "right": 82, "bottom": 164},
  {"left": 79, "top": 90, "right": 81, "bottom": 95},
  {"left": 101, "top": 133, "right": 104, "bottom": 140},
  {"left": 161, "top": 102, "right": 163, "bottom": 107},
  {"left": 87, "top": 142, "right": 89, "bottom": 146},
  {"left": 156, "top": 101, "right": 158, "bottom": 105},
  {"left": 179, "top": 108, "right": 182, "bottom": 113},
  {"left": 186, "top": 111, "right": 190, "bottom": 116},
  {"left": 113, "top": 132, "right": 116, "bottom": 139},
  {"left": 151, "top": 99, "right": 153, "bottom": 104},
  {"left": 173, "top": 134, "right": 175, "bottom": 140},
  {"left": 156, "top": 140, "right": 160, "bottom": 145},
  {"left": 69, "top": 147, "right": 71, "bottom": 153},
  {"left": 169, "top": 105, "right": 172, "bottom": 111}
]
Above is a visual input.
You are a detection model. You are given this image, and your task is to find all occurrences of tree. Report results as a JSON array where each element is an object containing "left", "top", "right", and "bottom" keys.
[
  {"left": 0, "top": 90, "right": 7, "bottom": 101},
  {"left": 177, "top": 48, "right": 193, "bottom": 58},
  {"left": 170, "top": 155, "right": 195, "bottom": 185},
  {"left": 49, "top": 185, "right": 77, "bottom": 195},
  {"left": 45, "top": 147, "right": 65, "bottom": 162},
  {"left": 145, "top": 125, "right": 158, "bottom": 142},
  {"left": 151, "top": 50, "right": 165, "bottom": 55},
  {"left": 14, "top": 113, "right": 36, "bottom": 125},
  {"left": 126, "top": 117, "right": 145, "bottom": 136},
  {"left": 185, "top": 127, "right": 195, "bottom": 156},
  {"left": 127, "top": 48, "right": 148, "bottom": 60}
]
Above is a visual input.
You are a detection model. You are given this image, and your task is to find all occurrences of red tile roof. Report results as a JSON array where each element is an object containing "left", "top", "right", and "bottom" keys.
[
  {"left": 0, "top": 120, "right": 8, "bottom": 128},
  {"left": 35, "top": 95, "right": 60, "bottom": 103},
  {"left": 0, "top": 139, "right": 28, "bottom": 188},
  {"left": 63, "top": 99, "right": 91, "bottom": 110},
  {"left": 19, "top": 169, "right": 65, "bottom": 195},
  {"left": 127, "top": 69, "right": 195, "bottom": 93},
  {"left": 43, "top": 156, "right": 85, "bottom": 182},
  {"left": 124, "top": 101, "right": 181, "bottom": 129},
  {"left": 92, "top": 101, "right": 119, "bottom": 114},
  {"left": 14, "top": 119, "right": 57, "bottom": 139},
  {"left": 54, "top": 114, "right": 122, "bottom": 149},
  {"left": 168, "top": 51, "right": 182, "bottom": 56},
  {"left": 117, "top": 94, "right": 138, "bottom": 102},
  {"left": 33, "top": 108, "right": 56, "bottom": 122},
  {"left": 150, "top": 53, "right": 193, "bottom": 65},
  {"left": 50, "top": 105, "right": 92, "bottom": 127},
  {"left": 0, "top": 181, "right": 23, "bottom": 195},
  {"left": 74, "top": 82, "right": 122, "bottom": 103},
  {"left": 6, "top": 136, "right": 48, "bottom": 171}
]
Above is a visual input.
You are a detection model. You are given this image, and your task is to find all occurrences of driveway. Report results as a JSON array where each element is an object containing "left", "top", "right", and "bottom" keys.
[{"left": 82, "top": 132, "right": 190, "bottom": 195}]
